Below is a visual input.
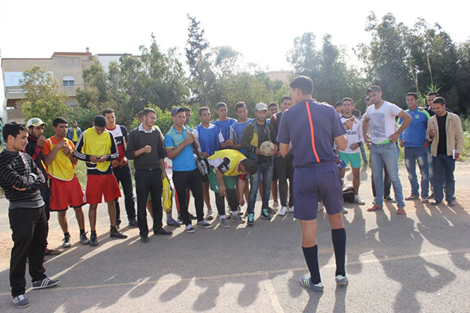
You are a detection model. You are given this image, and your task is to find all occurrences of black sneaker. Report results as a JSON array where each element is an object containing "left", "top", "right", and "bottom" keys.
[
  {"left": 32, "top": 277, "right": 60, "bottom": 290},
  {"left": 189, "top": 213, "right": 197, "bottom": 220},
  {"left": 116, "top": 219, "right": 122, "bottom": 229},
  {"left": 140, "top": 236, "right": 149, "bottom": 243},
  {"left": 154, "top": 228, "right": 173, "bottom": 235},
  {"left": 90, "top": 233, "right": 98, "bottom": 247},
  {"left": 128, "top": 218, "right": 138, "bottom": 227},
  {"left": 261, "top": 209, "right": 272, "bottom": 220},
  {"left": 80, "top": 232, "right": 90, "bottom": 245},
  {"left": 110, "top": 227, "right": 128, "bottom": 239},
  {"left": 12, "top": 294, "right": 30, "bottom": 308}
]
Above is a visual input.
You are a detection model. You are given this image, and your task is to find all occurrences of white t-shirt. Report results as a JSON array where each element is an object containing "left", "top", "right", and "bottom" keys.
[
  {"left": 366, "top": 101, "right": 402, "bottom": 144},
  {"left": 340, "top": 116, "right": 364, "bottom": 154}
]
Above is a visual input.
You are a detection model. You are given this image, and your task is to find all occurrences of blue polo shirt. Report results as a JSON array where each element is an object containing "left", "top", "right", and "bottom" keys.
[
  {"left": 164, "top": 126, "right": 197, "bottom": 172},
  {"left": 213, "top": 118, "right": 236, "bottom": 141},
  {"left": 398, "top": 108, "right": 430, "bottom": 147},
  {"left": 277, "top": 100, "right": 346, "bottom": 168}
]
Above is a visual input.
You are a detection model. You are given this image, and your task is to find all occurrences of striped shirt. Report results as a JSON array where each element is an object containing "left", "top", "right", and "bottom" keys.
[{"left": 0, "top": 149, "right": 45, "bottom": 209}]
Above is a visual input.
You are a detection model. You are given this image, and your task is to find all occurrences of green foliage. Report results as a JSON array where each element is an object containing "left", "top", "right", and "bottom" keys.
[
  {"left": 66, "top": 107, "right": 98, "bottom": 132},
  {"left": 20, "top": 66, "right": 70, "bottom": 137}
]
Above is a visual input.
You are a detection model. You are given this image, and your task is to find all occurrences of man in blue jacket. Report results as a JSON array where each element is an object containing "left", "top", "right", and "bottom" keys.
[{"left": 399, "top": 92, "right": 430, "bottom": 203}]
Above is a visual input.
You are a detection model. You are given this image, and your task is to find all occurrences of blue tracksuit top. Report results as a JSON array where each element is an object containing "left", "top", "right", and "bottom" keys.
[{"left": 399, "top": 108, "right": 430, "bottom": 147}]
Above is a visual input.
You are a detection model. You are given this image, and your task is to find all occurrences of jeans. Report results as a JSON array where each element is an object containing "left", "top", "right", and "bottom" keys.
[
  {"left": 404, "top": 147, "right": 429, "bottom": 198},
  {"left": 135, "top": 168, "right": 163, "bottom": 237},
  {"left": 113, "top": 165, "right": 136, "bottom": 222},
  {"left": 432, "top": 155, "right": 455, "bottom": 202},
  {"left": 427, "top": 146, "right": 434, "bottom": 191},
  {"left": 9, "top": 206, "right": 47, "bottom": 297},
  {"left": 248, "top": 161, "right": 274, "bottom": 214},
  {"left": 370, "top": 156, "right": 391, "bottom": 198},
  {"left": 370, "top": 142, "right": 405, "bottom": 207},
  {"left": 275, "top": 154, "right": 294, "bottom": 207},
  {"left": 360, "top": 143, "right": 368, "bottom": 164},
  {"left": 172, "top": 169, "right": 204, "bottom": 225}
]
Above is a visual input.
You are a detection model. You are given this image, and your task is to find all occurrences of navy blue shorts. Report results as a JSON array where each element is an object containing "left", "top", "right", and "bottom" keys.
[{"left": 293, "top": 162, "right": 343, "bottom": 220}]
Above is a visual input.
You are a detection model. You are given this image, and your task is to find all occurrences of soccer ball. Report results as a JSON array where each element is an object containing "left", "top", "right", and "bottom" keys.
[{"left": 260, "top": 141, "right": 275, "bottom": 156}]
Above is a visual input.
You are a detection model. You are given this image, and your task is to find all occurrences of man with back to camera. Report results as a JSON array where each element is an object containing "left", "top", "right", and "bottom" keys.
[
  {"left": 0, "top": 122, "right": 60, "bottom": 308},
  {"left": 103, "top": 108, "right": 138, "bottom": 227},
  {"left": 277, "top": 76, "right": 349, "bottom": 291},
  {"left": 427, "top": 97, "right": 464, "bottom": 207},
  {"left": 362, "top": 85, "right": 412, "bottom": 215},
  {"left": 241, "top": 103, "right": 278, "bottom": 226},
  {"left": 399, "top": 92, "right": 430, "bottom": 203}
]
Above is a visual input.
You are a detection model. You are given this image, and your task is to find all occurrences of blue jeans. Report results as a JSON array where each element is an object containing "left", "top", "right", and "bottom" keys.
[
  {"left": 360, "top": 143, "right": 368, "bottom": 164},
  {"left": 432, "top": 155, "right": 455, "bottom": 202},
  {"left": 370, "top": 142, "right": 405, "bottom": 207},
  {"left": 404, "top": 147, "right": 429, "bottom": 198},
  {"left": 248, "top": 162, "right": 274, "bottom": 214},
  {"left": 427, "top": 146, "right": 434, "bottom": 191}
]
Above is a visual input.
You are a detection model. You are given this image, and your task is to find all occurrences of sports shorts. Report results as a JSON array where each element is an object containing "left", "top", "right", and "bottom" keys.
[
  {"left": 293, "top": 161, "right": 343, "bottom": 220},
  {"left": 49, "top": 176, "right": 85, "bottom": 211},
  {"left": 338, "top": 151, "right": 361, "bottom": 169},
  {"left": 85, "top": 174, "right": 121, "bottom": 204}
]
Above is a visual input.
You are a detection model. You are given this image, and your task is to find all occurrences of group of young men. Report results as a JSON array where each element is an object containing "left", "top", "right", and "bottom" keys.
[{"left": 0, "top": 75, "right": 464, "bottom": 307}]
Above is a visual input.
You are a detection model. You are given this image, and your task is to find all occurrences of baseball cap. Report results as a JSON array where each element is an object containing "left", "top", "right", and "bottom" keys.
[
  {"left": 255, "top": 103, "right": 268, "bottom": 111},
  {"left": 27, "top": 118, "right": 46, "bottom": 128},
  {"left": 171, "top": 107, "right": 185, "bottom": 116}
]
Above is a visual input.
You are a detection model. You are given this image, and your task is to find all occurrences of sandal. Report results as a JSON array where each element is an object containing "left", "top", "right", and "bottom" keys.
[
  {"left": 396, "top": 207, "right": 406, "bottom": 215},
  {"left": 44, "top": 248, "right": 61, "bottom": 256},
  {"left": 367, "top": 205, "right": 383, "bottom": 212},
  {"left": 405, "top": 195, "right": 419, "bottom": 201}
]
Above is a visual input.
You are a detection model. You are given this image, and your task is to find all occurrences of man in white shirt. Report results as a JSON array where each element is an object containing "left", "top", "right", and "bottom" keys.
[{"left": 362, "top": 86, "right": 411, "bottom": 215}]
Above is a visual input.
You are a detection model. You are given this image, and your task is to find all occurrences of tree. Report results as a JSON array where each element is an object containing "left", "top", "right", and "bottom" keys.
[{"left": 20, "top": 66, "right": 70, "bottom": 137}]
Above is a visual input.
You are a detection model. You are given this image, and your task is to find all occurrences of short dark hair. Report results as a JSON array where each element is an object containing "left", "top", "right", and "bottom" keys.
[
  {"left": 290, "top": 76, "right": 314, "bottom": 95},
  {"left": 102, "top": 108, "right": 114, "bottom": 115},
  {"left": 281, "top": 96, "right": 292, "bottom": 103},
  {"left": 199, "top": 107, "right": 210, "bottom": 116},
  {"left": 2, "top": 122, "right": 28, "bottom": 142},
  {"left": 427, "top": 92, "right": 439, "bottom": 97},
  {"left": 52, "top": 117, "right": 68, "bottom": 127},
  {"left": 93, "top": 115, "right": 106, "bottom": 128},
  {"left": 182, "top": 106, "right": 191, "bottom": 112},
  {"left": 432, "top": 97, "right": 446, "bottom": 105},
  {"left": 235, "top": 102, "right": 246, "bottom": 111},
  {"left": 216, "top": 102, "right": 227, "bottom": 110},
  {"left": 142, "top": 108, "right": 156, "bottom": 117},
  {"left": 268, "top": 102, "right": 278, "bottom": 109},
  {"left": 367, "top": 85, "right": 381, "bottom": 94},
  {"left": 241, "top": 159, "right": 258, "bottom": 175},
  {"left": 406, "top": 92, "right": 418, "bottom": 100},
  {"left": 341, "top": 97, "right": 353, "bottom": 104},
  {"left": 335, "top": 101, "right": 343, "bottom": 108}
]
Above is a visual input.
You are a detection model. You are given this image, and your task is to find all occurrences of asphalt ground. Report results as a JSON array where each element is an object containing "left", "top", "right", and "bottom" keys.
[{"left": 0, "top": 163, "right": 469, "bottom": 312}]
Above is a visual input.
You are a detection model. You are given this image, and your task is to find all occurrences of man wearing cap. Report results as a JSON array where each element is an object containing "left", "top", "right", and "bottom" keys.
[
  {"left": 277, "top": 75, "right": 348, "bottom": 292},
  {"left": 43, "top": 117, "right": 89, "bottom": 248},
  {"left": 74, "top": 115, "right": 127, "bottom": 246},
  {"left": 25, "top": 118, "right": 60, "bottom": 255},
  {"left": 241, "top": 102, "right": 278, "bottom": 226},
  {"left": 165, "top": 107, "right": 212, "bottom": 233},
  {"left": 362, "top": 85, "right": 411, "bottom": 215},
  {"left": 126, "top": 108, "right": 172, "bottom": 243}
]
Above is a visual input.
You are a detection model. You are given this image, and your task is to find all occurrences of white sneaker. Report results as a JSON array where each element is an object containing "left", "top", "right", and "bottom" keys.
[
  {"left": 273, "top": 201, "right": 279, "bottom": 208},
  {"left": 206, "top": 207, "right": 214, "bottom": 221},
  {"left": 288, "top": 205, "right": 294, "bottom": 213},
  {"left": 279, "top": 206, "right": 288, "bottom": 216},
  {"left": 354, "top": 195, "right": 365, "bottom": 205}
]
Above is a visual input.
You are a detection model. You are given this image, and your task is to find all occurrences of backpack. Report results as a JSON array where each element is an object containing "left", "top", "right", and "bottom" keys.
[{"left": 342, "top": 185, "right": 355, "bottom": 203}]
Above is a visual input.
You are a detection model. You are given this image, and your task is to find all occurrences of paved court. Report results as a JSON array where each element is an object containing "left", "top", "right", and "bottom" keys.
[{"left": 1, "top": 163, "right": 469, "bottom": 312}]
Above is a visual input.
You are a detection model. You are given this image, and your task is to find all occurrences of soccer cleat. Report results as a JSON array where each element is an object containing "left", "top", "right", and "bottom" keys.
[
  {"left": 32, "top": 277, "right": 60, "bottom": 290},
  {"left": 335, "top": 275, "right": 348, "bottom": 286},
  {"left": 299, "top": 275, "right": 324, "bottom": 292},
  {"left": 279, "top": 206, "right": 288, "bottom": 216},
  {"left": 12, "top": 294, "right": 30, "bottom": 308}
]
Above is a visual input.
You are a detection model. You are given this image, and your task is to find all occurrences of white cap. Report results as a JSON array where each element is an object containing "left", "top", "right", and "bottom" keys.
[{"left": 255, "top": 103, "right": 268, "bottom": 111}]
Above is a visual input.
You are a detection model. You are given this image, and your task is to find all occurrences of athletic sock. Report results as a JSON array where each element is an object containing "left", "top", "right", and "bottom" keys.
[
  {"left": 302, "top": 245, "right": 321, "bottom": 284},
  {"left": 331, "top": 228, "right": 347, "bottom": 276},
  {"left": 220, "top": 214, "right": 226, "bottom": 219}
]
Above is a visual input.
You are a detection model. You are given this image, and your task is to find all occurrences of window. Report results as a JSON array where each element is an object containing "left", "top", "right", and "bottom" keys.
[
  {"left": 63, "top": 75, "right": 74, "bottom": 87},
  {"left": 4, "top": 72, "right": 24, "bottom": 87}
]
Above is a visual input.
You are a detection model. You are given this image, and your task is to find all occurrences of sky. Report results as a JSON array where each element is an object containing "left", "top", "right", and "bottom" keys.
[{"left": 0, "top": 0, "right": 469, "bottom": 72}]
